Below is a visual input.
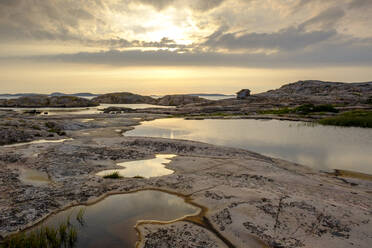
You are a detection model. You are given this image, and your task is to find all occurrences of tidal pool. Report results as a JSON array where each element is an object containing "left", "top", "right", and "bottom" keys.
[
  {"left": 125, "top": 118, "right": 372, "bottom": 174},
  {"left": 29, "top": 190, "right": 200, "bottom": 248},
  {"left": 97, "top": 154, "right": 176, "bottom": 178}
]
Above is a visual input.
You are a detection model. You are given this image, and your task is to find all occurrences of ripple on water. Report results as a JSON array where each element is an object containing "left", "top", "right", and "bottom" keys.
[{"left": 96, "top": 154, "right": 176, "bottom": 178}]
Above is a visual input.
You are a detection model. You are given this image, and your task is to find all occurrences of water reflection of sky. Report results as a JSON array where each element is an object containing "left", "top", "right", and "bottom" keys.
[
  {"left": 96, "top": 154, "right": 176, "bottom": 178},
  {"left": 0, "top": 103, "right": 174, "bottom": 115},
  {"left": 33, "top": 190, "right": 199, "bottom": 248},
  {"left": 126, "top": 118, "right": 372, "bottom": 174}
]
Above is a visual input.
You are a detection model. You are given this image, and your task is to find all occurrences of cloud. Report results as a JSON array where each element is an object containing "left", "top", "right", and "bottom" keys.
[
  {"left": 203, "top": 27, "right": 337, "bottom": 51},
  {"left": 135, "top": 0, "right": 176, "bottom": 11},
  {"left": 348, "top": 0, "right": 372, "bottom": 9},
  {"left": 14, "top": 36, "right": 371, "bottom": 68},
  {"left": 135, "top": 0, "right": 226, "bottom": 11},
  {"left": 0, "top": 0, "right": 371, "bottom": 69},
  {"left": 189, "top": 0, "right": 226, "bottom": 12},
  {"left": 299, "top": 7, "right": 345, "bottom": 30}
]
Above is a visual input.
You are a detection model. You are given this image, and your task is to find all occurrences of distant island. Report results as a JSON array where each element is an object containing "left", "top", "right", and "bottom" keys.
[
  {"left": 187, "top": 93, "right": 235, "bottom": 97},
  {"left": 0, "top": 92, "right": 101, "bottom": 98}
]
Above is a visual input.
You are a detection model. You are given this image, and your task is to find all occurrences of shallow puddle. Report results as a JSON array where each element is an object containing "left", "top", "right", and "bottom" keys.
[
  {"left": 96, "top": 154, "right": 176, "bottom": 178},
  {"left": 3, "top": 138, "right": 73, "bottom": 148},
  {"left": 28, "top": 190, "right": 199, "bottom": 248},
  {"left": 19, "top": 168, "right": 51, "bottom": 186}
]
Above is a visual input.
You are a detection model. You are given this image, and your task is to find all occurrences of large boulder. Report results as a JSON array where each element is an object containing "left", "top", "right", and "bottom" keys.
[
  {"left": 0, "top": 95, "right": 97, "bottom": 107},
  {"left": 156, "top": 95, "right": 211, "bottom": 106},
  {"left": 92, "top": 92, "right": 156, "bottom": 104},
  {"left": 237, "top": 89, "right": 251, "bottom": 99}
]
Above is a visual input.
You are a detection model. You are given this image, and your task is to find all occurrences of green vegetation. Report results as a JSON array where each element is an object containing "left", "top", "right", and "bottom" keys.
[
  {"left": 0, "top": 210, "right": 83, "bottom": 248},
  {"left": 260, "top": 104, "right": 338, "bottom": 115},
  {"left": 366, "top": 97, "right": 372, "bottom": 104},
  {"left": 103, "top": 171, "right": 123, "bottom": 179},
  {"left": 318, "top": 110, "right": 372, "bottom": 128},
  {"left": 260, "top": 108, "right": 292, "bottom": 115},
  {"left": 76, "top": 208, "right": 86, "bottom": 226}
]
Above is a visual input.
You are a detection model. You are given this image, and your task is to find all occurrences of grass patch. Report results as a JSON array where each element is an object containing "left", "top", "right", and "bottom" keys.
[
  {"left": 103, "top": 171, "right": 123, "bottom": 179},
  {"left": 318, "top": 110, "right": 372, "bottom": 128},
  {"left": 260, "top": 107, "right": 292, "bottom": 115},
  {"left": 260, "top": 104, "right": 338, "bottom": 115},
  {"left": 76, "top": 208, "right": 86, "bottom": 226},
  {"left": 1, "top": 210, "right": 84, "bottom": 248}
]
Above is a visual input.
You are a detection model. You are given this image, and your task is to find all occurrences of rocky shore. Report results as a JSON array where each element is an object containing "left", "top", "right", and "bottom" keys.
[
  {"left": 91, "top": 92, "right": 211, "bottom": 106},
  {"left": 0, "top": 111, "right": 371, "bottom": 248},
  {"left": 0, "top": 95, "right": 97, "bottom": 108}
]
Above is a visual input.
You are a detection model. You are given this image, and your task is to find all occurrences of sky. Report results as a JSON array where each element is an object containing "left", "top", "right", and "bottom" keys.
[{"left": 0, "top": 0, "right": 372, "bottom": 94}]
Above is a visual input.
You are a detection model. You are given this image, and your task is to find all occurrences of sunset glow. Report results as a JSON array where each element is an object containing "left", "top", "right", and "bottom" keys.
[{"left": 0, "top": 0, "right": 371, "bottom": 94}]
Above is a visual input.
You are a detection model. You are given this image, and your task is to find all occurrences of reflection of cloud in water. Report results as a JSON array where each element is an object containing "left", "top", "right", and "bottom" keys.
[
  {"left": 96, "top": 154, "right": 176, "bottom": 178},
  {"left": 127, "top": 118, "right": 372, "bottom": 174}
]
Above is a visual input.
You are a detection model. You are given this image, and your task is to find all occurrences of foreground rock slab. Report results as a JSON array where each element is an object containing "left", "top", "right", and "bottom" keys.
[{"left": 0, "top": 114, "right": 371, "bottom": 248}]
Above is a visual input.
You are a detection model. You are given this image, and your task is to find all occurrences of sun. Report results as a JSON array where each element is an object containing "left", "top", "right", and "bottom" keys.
[{"left": 111, "top": 5, "right": 209, "bottom": 47}]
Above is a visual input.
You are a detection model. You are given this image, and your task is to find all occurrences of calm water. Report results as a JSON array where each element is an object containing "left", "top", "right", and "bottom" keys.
[
  {"left": 3, "top": 138, "right": 73, "bottom": 148},
  {"left": 0, "top": 103, "right": 174, "bottom": 115},
  {"left": 31, "top": 190, "right": 199, "bottom": 248},
  {"left": 126, "top": 118, "right": 372, "bottom": 174},
  {"left": 97, "top": 154, "right": 176, "bottom": 178}
]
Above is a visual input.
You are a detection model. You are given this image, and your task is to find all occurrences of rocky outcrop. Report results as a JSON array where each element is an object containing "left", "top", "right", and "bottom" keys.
[
  {"left": 156, "top": 95, "right": 211, "bottom": 106},
  {"left": 0, "top": 95, "right": 98, "bottom": 108},
  {"left": 237, "top": 89, "right": 251, "bottom": 99},
  {"left": 257, "top": 80, "right": 372, "bottom": 105},
  {"left": 92, "top": 93, "right": 210, "bottom": 106},
  {"left": 0, "top": 118, "right": 66, "bottom": 146},
  {"left": 102, "top": 106, "right": 135, "bottom": 114},
  {"left": 92, "top": 92, "right": 156, "bottom": 104}
]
